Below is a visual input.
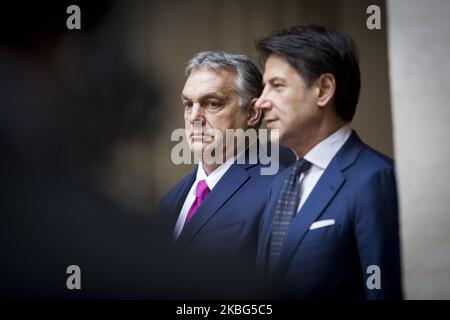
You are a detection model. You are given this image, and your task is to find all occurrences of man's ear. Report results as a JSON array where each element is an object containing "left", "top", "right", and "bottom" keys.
[
  {"left": 246, "top": 97, "right": 262, "bottom": 127},
  {"left": 316, "top": 73, "right": 336, "bottom": 108}
]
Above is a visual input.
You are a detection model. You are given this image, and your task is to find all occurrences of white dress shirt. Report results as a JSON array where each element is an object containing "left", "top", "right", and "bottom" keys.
[
  {"left": 172, "top": 142, "right": 254, "bottom": 240},
  {"left": 173, "top": 161, "right": 233, "bottom": 240},
  {"left": 295, "top": 125, "right": 352, "bottom": 212}
]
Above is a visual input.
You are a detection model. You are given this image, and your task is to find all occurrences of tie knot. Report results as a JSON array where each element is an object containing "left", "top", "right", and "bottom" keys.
[
  {"left": 196, "top": 180, "right": 210, "bottom": 199},
  {"left": 291, "top": 159, "right": 311, "bottom": 177}
]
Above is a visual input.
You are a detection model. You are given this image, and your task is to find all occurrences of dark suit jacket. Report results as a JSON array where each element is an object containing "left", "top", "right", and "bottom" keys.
[
  {"left": 257, "top": 131, "right": 402, "bottom": 300},
  {"left": 159, "top": 159, "right": 284, "bottom": 264}
]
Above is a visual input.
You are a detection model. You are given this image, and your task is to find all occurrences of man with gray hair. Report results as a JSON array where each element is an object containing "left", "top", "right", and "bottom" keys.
[{"left": 158, "top": 51, "right": 286, "bottom": 267}]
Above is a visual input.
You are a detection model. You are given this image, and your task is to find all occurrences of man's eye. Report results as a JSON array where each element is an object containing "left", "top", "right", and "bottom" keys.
[
  {"left": 206, "top": 101, "right": 221, "bottom": 107},
  {"left": 183, "top": 102, "right": 193, "bottom": 108},
  {"left": 273, "top": 83, "right": 284, "bottom": 88}
]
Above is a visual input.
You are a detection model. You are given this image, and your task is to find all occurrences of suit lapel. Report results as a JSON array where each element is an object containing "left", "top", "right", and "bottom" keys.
[
  {"left": 275, "top": 159, "right": 345, "bottom": 276},
  {"left": 168, "top": 170, "right": 197, "bottom": 228},
  {"left": 272, "top": 131, "right": 364, "bottom": 277},
  {"left": 176, "top": 163, "right": 254, "bottom": 246}
]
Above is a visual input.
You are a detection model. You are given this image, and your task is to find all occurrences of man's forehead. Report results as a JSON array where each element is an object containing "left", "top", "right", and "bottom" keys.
[
  {"left": 182, "top": 68, "right": 237, "bottom": 98},
  {"left": 187, "top": 67, "right": 235, "bottom": 83},
  {"left": 263, "top": 55, "right": 299, "bottom": 81}
]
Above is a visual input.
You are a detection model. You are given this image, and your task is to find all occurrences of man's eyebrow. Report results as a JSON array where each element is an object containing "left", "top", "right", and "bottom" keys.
[
  {"left": 268, "top": 76, "right": 286, "bottom": 83},
  {"left": 263, "top": 76, "right": 286, "bottom": 86},
  {"left": 181, "top": 92, "right": 228, "bottom": 102},
  {"left": 200, "top": 93, "right": 226, "bottom": 100}
]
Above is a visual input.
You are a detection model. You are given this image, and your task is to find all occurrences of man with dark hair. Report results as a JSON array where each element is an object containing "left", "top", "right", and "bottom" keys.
[
  {"left": 159, "top": 51, "right": 289, "bottom": 273},
  {"left": 255, "top": 26, "right": 402, "bottom": 299}
]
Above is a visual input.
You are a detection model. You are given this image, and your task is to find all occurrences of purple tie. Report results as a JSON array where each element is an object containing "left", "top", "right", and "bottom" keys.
[{"left": 184, "top": 180, "right": 210, "bottom": 226}]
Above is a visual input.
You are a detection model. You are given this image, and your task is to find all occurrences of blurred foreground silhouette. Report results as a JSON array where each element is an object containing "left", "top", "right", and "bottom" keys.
[{"left": 0, "top": 1, "right": 265, "bottom": 299}]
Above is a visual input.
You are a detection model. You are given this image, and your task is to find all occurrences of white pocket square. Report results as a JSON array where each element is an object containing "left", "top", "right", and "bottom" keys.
[{"left": 309, "top": 219, "right": 335, "bottom": 230}]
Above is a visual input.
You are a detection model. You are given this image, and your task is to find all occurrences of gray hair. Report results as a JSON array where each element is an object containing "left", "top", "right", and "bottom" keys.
[{"left": 185, "top": 51, "right": 263, "bottom": 106}]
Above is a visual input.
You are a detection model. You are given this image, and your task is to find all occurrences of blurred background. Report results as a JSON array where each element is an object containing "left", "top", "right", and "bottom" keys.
[{"left": 0, "top": 0, "right": 449, "bottom": 299}]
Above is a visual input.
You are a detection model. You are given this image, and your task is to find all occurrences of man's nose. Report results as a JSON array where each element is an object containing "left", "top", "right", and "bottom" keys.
[
  {"left": 255, "top": 95, "right": 273, "bottom": 110},
  {"left": 189, "top": 104, "right": 206, "bottom": 125}
]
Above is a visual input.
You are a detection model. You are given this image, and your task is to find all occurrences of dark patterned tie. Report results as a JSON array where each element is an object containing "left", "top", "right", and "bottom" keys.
[{"left": 267, "top": 158, "right": 311, "bottom": 274}]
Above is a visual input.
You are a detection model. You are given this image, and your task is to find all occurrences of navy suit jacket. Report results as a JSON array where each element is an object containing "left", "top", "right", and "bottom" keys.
[
  {"left": 257, "top": 131, "right": 402, "bottom": 300},
  {"left": 159, "top": 159, "right": 285, "bottom": 264}
]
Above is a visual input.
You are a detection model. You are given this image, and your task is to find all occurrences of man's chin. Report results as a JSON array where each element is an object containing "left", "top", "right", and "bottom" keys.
[
  {"left": 189, "top": 143, "right": 207, "bottom": 157},
  {"left": 268, "top": 129, "right": 282, "bottom": 145},
  {"left": 190, "top": 141, "right": 214, "bottom": 157},
  {"left": 190, "top": 142, "right": 228, "bottom": 164}
]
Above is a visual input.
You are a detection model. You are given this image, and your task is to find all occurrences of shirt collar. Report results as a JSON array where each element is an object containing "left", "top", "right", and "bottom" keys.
[
  {"left": 193, "top": 141, "right": 253, "bottom": 192},
  {"left": 300, "top": 124, "right": 352, "bottom": 170},
  {"left": 194, "top": 161, "right": 233, "bottom": 192}
]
